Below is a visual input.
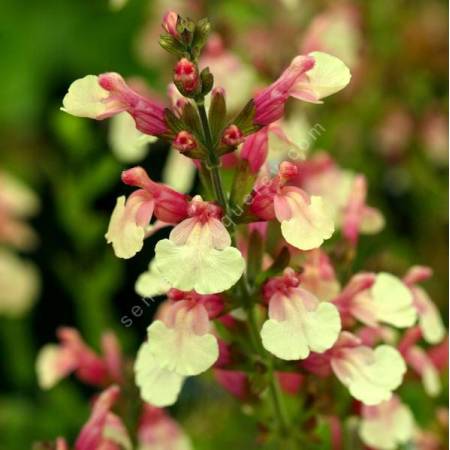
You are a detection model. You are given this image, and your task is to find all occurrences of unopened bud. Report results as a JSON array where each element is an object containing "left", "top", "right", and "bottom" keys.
[
  {"left": 222, "top": 124, "right": 244, "bottom": 146},
  {"left": 173, "top": 131, "right": 197, "bottom": 152},
  {"left": 162, "top": 11, "right": 179, "bottom": 38},
  {"left": 174, "top": 58, "right": 199, "bottom": 93}
]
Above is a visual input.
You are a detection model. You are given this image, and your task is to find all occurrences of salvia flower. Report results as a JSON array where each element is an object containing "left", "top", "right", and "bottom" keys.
[
  {"left": 146, "top": 291, "right": 219, "bottom": 376},
  {"left": 154, "top": 195, "right": 245, "bottom": 294},
  {"left": 135, "top": 290, "right": 222, "bottom": 407},
  {"left": 251, "top": 161, "right": 334, "bottom": 250},
  {"left": 330, "top": 332, "right": 406, "bottom": 405},
  {"left": 358, "top": 395, "right": 415, "bottom": 450},
  {"left": 260, "top": 268, "right": 341, "bottom": 360},
  {"left": 334, "top": 272, "right": 417, "bottom": 328},
  {"left": 105, "top": 167, "right": 189, "bottom": 259},
  {"left": 134, "top": 339, "right": 185, "bottom": 407},
  {"left": 403, "top": 266, "right": 445, "bottom": 344},
  {"left": 253, "top": 51, "right": 350, "bottom": 127},
  {"left": 36, "top": 327, "right": 122, "bottom": 389},
  {"left": 74, "top": 385, "right": 131, "bottom": 450},
  {"left": 62, "top": 73, "right": 167, "bottom": 136}
]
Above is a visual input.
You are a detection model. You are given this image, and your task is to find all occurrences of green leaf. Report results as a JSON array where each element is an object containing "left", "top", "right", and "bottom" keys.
[
  {"left": 159, "top": 34, "right": 186, "bottom": 57},
  {"left": 208, "top": 88, "right": 227, "bottom": 145},
  {"left": 200, "top": 67, "right": 214, "bottom": 97}
]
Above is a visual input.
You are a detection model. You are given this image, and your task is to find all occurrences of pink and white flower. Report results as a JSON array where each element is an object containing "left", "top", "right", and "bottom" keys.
[
  {"left": 359, "top": 395, "right": 414, "bottom": 450},
  {"left": 135, "top": 290, "right": 222, "bottom": 406},
  {"left": 260, "top": 268, "right": 341, "bottom": 360},
  {"left": 403, "top": 266, "right": 445, "bottom": 344},
  {"left": 154, "top": 195, "right": 245, "bottom": 294},
  {"left": 330, "top": 332, "right": 406, "bottom": 405},
  {"left": 36, "top": 328, "right": 122, "bottom": 389},
  {"left": 251, "top": 162, "right": 334, "bottom": 250},
  {"left": 253, "top": 52, "right": 351, "bottom": 126},
  {"left": 334, "top": 272, "right": 417, "bottom": 329},
  {"left": 75, "top": 385, "right": 132, "bottom": 450},
  {"left": 62, "top": 73, "right": 167, "bottom": 136},
  {"left": 105, "top": 167, "right": 189, "bottom": 259}
]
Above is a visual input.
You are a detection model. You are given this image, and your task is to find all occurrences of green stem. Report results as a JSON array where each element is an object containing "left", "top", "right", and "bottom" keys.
[
  {"left": 196, "top": 101, "right": 229, "bottom": 214},
  {"left": 195, "top": 96, "right": 291, "bottom": 440}
]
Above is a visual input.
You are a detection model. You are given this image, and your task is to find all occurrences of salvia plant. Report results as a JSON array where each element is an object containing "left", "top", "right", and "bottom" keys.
[{"left": 35, "top": 11, "right": 447, "bottom": 450}]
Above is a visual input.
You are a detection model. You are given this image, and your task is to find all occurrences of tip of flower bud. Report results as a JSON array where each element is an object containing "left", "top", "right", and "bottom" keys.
[
  {"left": 279, "top": 161, "right": 299, "bottom": 180},
  {"left": 162, "top": 11, "right": 179, "bottom": 37},
  {"left": 173, "top": 131, "right": 197, "bottom": 152},
  {"left": 121, "top": 166, "right": 152, "bottom": 189},
  {"left": 212, "top": 87, "right": 226, "bottom": 97},
  {"left": 222, "top": 124, "right": 244, "bottom": 147}
]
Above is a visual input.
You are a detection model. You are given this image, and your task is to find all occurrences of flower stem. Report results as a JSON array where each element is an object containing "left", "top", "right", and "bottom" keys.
[
  {"left": 196, "top": 97, "right": 291, "bottom": 441},
  {"left": 196, "top": 101, "right": 229, "bottom": 215}
]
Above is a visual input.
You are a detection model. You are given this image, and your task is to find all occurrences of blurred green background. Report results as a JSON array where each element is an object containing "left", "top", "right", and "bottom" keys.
[{"left": 0, "top": 0, "right": 447, "bottom": 448}]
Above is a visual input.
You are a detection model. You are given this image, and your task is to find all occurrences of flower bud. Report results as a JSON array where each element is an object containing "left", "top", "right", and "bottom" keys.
[
  {"left": 162, "top": 11, "right": 179, "bottom": 38},
  {"left": 174, "top": 58, "right": 199, "bottom": 94},
  {"left": 222, "top": 124, "right": 244, "bottom": 146},
  {"left": 173, "top": 131, "right": 197, "bottom": 152}
]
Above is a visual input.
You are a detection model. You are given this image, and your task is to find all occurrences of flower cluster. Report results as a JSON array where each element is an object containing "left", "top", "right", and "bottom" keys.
[
  {"left": 39, "top": 10, "right": 447, "bottom": 450},
  {"left": 35, "top": 328, "right": 192, "bottom": 449}
]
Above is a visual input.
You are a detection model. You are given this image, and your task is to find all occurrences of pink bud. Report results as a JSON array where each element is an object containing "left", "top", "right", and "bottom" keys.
[
  {"left": 162, "top": 11, "right": 179, "bottom": 38},
  {"left": 174, "top": 58, "right": 199, "bottom": 93},
  {"left": 173, "top": 130, "right": 197, "bottom": 152},
  {"left": 240, "top": 128, "right": 268, "bottom": 173},
  {"left": 222, "top": 124, "right": 244, "bottom": 146}
]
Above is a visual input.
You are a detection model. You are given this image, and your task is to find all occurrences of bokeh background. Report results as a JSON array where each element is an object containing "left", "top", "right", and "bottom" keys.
[{"left": 0, "top": 0, "right": 447, "bottom": 448}]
